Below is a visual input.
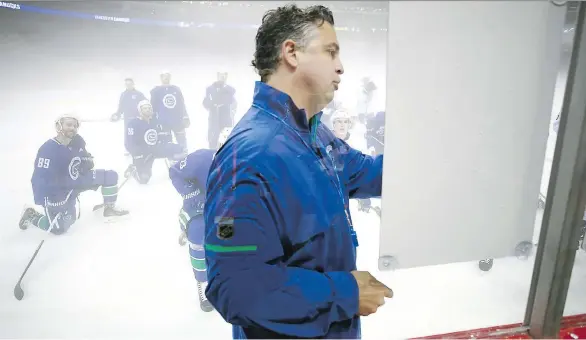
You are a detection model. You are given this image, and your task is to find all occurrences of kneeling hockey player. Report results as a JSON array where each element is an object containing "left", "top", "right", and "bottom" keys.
[
  {"left": 125, "top": 100, "right": 187, "bottom": 184},
  {"left": 19, "top": 113, "right": 129, "bottom": 234},
  {"left": 168, "top": 127, "right": 232, "bottom": 313}
]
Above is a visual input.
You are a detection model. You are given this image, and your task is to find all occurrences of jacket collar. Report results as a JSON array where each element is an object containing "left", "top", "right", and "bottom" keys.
[{"left": 252, "top": 81, "right": 323, "bottom": 132}]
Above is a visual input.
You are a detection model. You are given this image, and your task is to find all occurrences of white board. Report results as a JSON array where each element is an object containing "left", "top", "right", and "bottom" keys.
[{"left": 379, "top": 1, "right": 566, "bottom": 270}]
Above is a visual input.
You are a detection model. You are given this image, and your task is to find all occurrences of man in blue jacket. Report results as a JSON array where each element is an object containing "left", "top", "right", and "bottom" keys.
[{"left": 204, "top": 4, "right": 392, "bottom": 339}]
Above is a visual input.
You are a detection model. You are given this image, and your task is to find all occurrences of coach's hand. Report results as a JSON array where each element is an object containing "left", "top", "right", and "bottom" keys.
[{"left": 351, "top": 271, "right": 393, "bottom": 316}]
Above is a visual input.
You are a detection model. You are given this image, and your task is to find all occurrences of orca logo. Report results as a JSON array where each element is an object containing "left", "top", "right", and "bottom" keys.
[
  {"left": 68, "top": 156, "right": 81, "bottom": 180},
  {"left": 179, "top": 157, "right": 187, "bottom": 170},
  {"left": 144, "top": 129, "right": 158, "bottom": 145},
  {"left": 163, "top": 94, "right": 177, "bottom": 109}
]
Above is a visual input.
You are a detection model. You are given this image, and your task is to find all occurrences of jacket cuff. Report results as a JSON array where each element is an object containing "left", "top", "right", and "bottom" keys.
[{"left": 325, "top": 271, "right": 359, "bottom": 320}]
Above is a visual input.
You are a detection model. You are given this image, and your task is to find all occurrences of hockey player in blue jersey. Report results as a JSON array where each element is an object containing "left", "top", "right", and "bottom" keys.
[
  {"left": 330, "top": 109, "right": 378, "bottom": 215},
  {"left": 365, "top": 111, "right": 385, "bottom": 156},
  {"left": 124, "top": 100, "right": 187, "bottom": 185},
  {"left": 354, "top": 111, "right": 385, "bottom": 215},
  {"left": 19, "top": 114, "right": 129, "bottom": 235},
  {"left": 110, "top": 78, "right": 147, "bottom": 153},
  {"left": 168, "top": 127, "right": 232, "bottom": 313},
  {"left": 203, "top": 72, "right": 236, "bottom": 149},
  {"left": 150, "top": 71, "right": 190, "bottom": 150}
]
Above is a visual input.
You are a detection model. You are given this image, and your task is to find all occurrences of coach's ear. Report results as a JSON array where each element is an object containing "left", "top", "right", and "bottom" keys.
[{"left": 281, "top": 39, "right": 299, "bottom": 69}]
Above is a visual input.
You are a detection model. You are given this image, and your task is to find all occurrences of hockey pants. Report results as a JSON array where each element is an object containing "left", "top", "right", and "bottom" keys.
[
  {"left": 133, "top": 143, "right": 186, "bottom": 184},
  {"left": 159, "top": 122, "right": 187, "bottom": 151},
  {"left": 39, "top": 169, "right": 119, "bottom": 235}
]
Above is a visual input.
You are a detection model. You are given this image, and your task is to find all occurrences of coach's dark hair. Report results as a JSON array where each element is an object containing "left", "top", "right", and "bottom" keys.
[{"left": 252, "top": 4, "right": 334, "bottom": 82}]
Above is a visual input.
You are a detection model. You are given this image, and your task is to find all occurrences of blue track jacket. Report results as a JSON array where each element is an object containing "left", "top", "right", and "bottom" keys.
[{"left": 204, "top": 81, "right": 384, "bottom": 339}]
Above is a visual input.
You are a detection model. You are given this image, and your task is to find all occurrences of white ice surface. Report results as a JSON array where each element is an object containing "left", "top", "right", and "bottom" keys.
[{"left": 0, "top": 120, "right": 584, "bottom": 339}]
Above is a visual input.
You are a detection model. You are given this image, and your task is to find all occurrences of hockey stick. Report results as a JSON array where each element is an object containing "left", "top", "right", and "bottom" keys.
[
  {"left": 14, "top": 209, "right": 64, "bottom": 301},
  {"left": 91, "top": 154, "right": 153, "bottom": 211},
  {"left": 14, "top": 239, "right": 45, "bottom": 300}
]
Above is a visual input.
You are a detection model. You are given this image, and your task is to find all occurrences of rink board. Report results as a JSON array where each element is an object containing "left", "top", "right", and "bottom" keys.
[{"left": 379, "top": 1, "right": 566, "bottom": 270}]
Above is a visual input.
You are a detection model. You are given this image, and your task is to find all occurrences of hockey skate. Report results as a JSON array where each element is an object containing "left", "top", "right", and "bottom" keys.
[
  {"left": 19, "top": 206, "right": 42, "bottom": 231},
  {"left": 103, "top": 204, "right": 129, "bottom": 222},
  {"left": 197, "top": 281, "right": 214, "bottom": 312}
]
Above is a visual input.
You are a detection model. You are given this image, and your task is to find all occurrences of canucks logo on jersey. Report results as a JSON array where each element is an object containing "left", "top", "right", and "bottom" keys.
[
  {"left": 163, "top": 93, "right": 177, "bottom": 109},
  {"left": 144, "top": 129, "right": 159, "bottom": 146},
  {"left": 68, "top": 156, "right": 82, "bottom": 180}
]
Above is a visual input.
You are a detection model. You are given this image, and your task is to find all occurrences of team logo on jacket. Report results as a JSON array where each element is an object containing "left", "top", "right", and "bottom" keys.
[
  {"left": 376, "top": 126, "right": 385, "bottom": 136},
  {"left": 144, "top": 129, "right": 158, "bottom": 145},
  {"left": 68, "top": 156, "right": 81, "bottom": 180},
  {"left": 162, "top": 94, "right": 177, "bottom": 109}
]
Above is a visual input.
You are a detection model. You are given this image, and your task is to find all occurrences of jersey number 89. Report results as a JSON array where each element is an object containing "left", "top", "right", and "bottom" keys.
[{"left": 37, "top": 157, "right": 50, "bottom": 169}]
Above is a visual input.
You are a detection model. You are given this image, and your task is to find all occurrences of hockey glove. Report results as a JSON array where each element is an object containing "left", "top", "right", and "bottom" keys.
[
  {"left": 183, "top": 115, "right": 191, "bottom": 129},
  {"left": 124, "top": 164, "right": 137, "bottom": 179},
  {"left": 80, "top": 154, "right": 95, "bottom": 174},
  {"left": 110, "top": 112, "right": 121, "bottom": 122},
  {"left": 357, "top": 198, "right": 372, "bottom": 212}
]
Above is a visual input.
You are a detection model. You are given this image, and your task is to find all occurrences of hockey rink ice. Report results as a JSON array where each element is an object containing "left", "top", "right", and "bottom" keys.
[{"left": 0, "top": 114, "right": 585, "bottom": 339}]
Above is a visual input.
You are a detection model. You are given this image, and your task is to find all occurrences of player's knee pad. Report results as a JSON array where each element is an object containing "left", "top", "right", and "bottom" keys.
[
  {"left": 186, "top": 215, "right": 205, "bottom": 245},
  {"left": 103, "top": 170, "right": 119, "bottom": 187},
  {"left": 90, "top": 169, "right": 118, "bottom": 187}
]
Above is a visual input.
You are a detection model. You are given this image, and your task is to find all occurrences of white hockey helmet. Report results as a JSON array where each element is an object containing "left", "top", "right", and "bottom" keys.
[
  {"left": 331, "top": 108, "right": 351, "bottom": 124},
  {"left": 55, "top": 112, "right": 80, "bottom": 130},
  {"left": 137, "top": 99, "right": 152, "bottom": 111},
  {"left": 218, "top": 127, "right": 233, "bottom": 148}
]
